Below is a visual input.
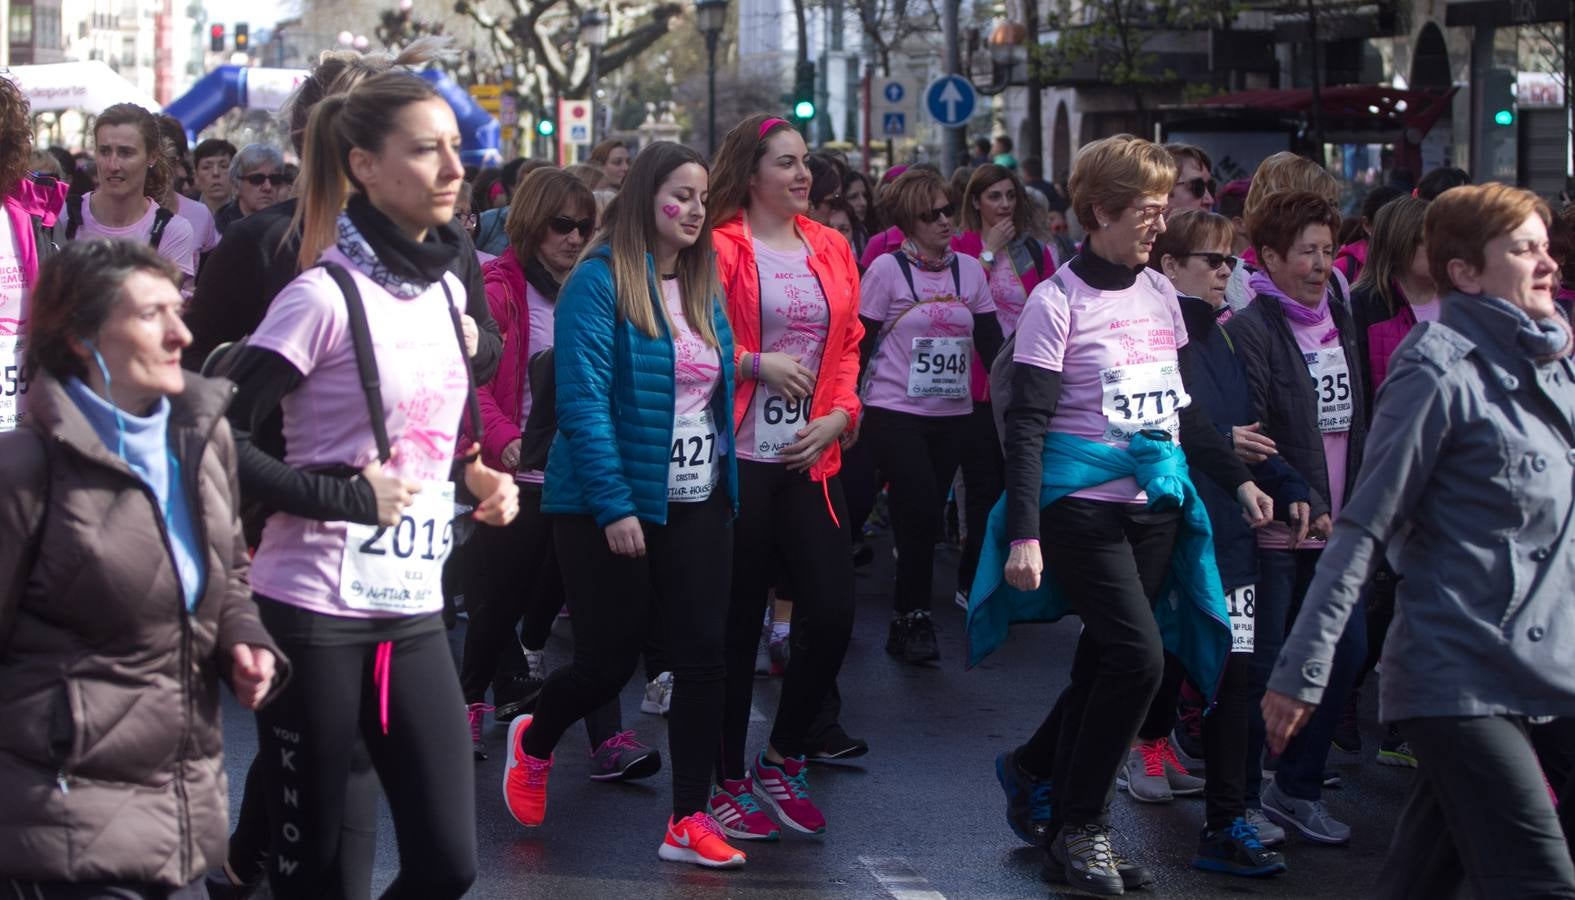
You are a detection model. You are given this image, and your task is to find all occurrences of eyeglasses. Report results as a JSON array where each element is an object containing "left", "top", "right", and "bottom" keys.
[
  {"left": 1127, "top": 204, "right": 1167, "bottom": 227},
  {"left": 549, "top": 215, "right": 595, "bottom": 239},
  {"left": 918, "top": 203, "right": 956, "bottom": 224},
  {"left": 240, "top": 173, "right": 292, "bottom": 187},
  {"left": 1177, "top": 177, "right": 1217, "bottom": 200},
  {"left": 1180, "top": 252, "right": 1237, "bottom": 271},
  {"left": 458, "top": 212, "right": 478, "bottom": 233}
]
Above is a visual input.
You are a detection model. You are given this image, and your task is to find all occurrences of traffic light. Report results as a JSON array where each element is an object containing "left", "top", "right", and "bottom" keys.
[
  {"left": 536, "top": 117, "right": 555, "bottom": 137},
  {"left": 792, "top": 61, "right": 816, "bottom": 121},
  {"left": 1484, "top": 69, "right": 1515, "bottom": 127},
  {"left": 235, "top": 23, "right": 249, "bottom": 51},
  {"left": 209, "top": 24, "right": 225, "bottom": 52}
]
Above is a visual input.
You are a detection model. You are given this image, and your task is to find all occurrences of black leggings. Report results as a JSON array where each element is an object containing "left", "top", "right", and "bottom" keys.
[
  {"left": 1017, "top": 498, "right": 1177, "bottom": 827},
  {"left": 459, "top": 487, "right": 561, "bottom": 702},
  {"left": 721, "top": 462, "right": 855, "bottom": 779},
  {"left": 254, "top": 600, "right": 476, "bottom": 900},
  {"left": 957, "top": 401, "right": 1004, "bottom": 596},
  {"left": 863, "top": 407, "right": 969, "bottom": 614},
  {"left": 4, "top": 879, "right": 207, "bottom": 899},
  {"left": 524, "top": 492, "right": 733, "bottom": 818}
]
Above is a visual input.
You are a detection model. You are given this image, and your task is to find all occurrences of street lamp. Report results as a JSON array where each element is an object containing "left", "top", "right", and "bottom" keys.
[
  {"left": 579, "top": 9, "right": 609, "bottom": 141},
  {"left": 694, "top": 0, "right": 727, "bottom": 154}
]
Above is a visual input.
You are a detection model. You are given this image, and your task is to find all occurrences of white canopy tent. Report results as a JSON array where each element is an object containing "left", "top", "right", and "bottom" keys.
[{"left": 3, "top": 62, "right": 163, "bottom": 114}]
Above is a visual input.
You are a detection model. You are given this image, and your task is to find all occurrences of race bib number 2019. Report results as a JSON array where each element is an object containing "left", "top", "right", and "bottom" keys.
[{"left": 339, "top": 481, "right": 457, "bottom": 615}]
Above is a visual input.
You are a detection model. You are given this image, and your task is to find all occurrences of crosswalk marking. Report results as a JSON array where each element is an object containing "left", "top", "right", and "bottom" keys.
[{"left": 859, "top": 856, "right": 948, "bottom": 900}]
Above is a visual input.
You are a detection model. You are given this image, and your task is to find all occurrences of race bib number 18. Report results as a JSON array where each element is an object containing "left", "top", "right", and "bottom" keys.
[
  {"left": 907, "top": 336, "right": 971, "bottom": 398},
  {"left": 1226, "top": 584, "right": 1255, "bottom": 654},
  {"left": 339, "top": 480, "right": 457, "bottom": 615}
]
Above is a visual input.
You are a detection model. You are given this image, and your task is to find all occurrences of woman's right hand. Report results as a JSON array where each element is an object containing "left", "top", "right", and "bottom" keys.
[
  {"left": 501, "top": 439, "right": 523, "bottom": 471},
  {"left": 1005, "top": 540, "right": 1042, "bottom": 592},
  {"left": 754, "top": 352, "right": 816, "bottom": 401},
  {"left": 360, "top": 449, "right": 421, "bottom": 527},
  {"left": 985, "top": 218, "right": 1016, "bottom": 256},
  {"left": 605, "top": 515, "right": 646, "bottom": 557},
  {"left": 1287, "top": 501, "right": 1311, "bottom": 545},
  {"left": 1308, "top": 513, "right": 1333, "bottom": 542}
]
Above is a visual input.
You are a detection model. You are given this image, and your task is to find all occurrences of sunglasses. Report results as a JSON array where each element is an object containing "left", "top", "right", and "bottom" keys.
[
  {"left": 549, "top": 215, "right": 595, "bottom": 239},
  {"left": 1180, "top": 252, "right": 1237, "bottom": 271},
  {"left": 1177, "top": 176, "right": 1217, "bottom": 200},
  {"left": 918, "top": 203, "right": 956, "bottom": 224},
  {"left": 240, "top": 173, "right": 292, "bottom": 187}
]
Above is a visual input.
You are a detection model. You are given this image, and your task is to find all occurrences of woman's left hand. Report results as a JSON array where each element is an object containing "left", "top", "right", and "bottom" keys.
[
  {"left": 1236, "top": 481, "right": 1274, "bottom": 528},
  {"left": 463, "top": 443, "right": 520, "bottom": 526},
  {"left": 781, "top": 410, "right": 851, "bottom": 472},
  {"left": 1262, "top": 689, "right": 1317, "bottom": 755},
  {"left": 461, "top": 314, "right": 479, "bottom": 358},
  {"left": 230, "top": 644, "right": 277, "bottom": 711}
]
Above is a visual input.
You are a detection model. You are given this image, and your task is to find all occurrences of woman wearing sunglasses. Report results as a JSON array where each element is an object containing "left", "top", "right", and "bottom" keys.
[
  {"left": 459, "top": 167, "right": 662, "bottom": 777},
  {"left": 214, "top": 143, "right": 288, "bottom": 235},
  {"left": 951, "top": 163, "right": 1057, "bottom": 609},
  {"left": 707, "top": 114, "right": 863, "bottom": 840},
  {"left": 858, "top": 166, "right": 1003, "bottom": 664}
]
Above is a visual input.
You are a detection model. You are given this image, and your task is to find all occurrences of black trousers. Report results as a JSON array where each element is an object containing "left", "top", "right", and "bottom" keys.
[
  {"left": 1200, "top": 653, "right": 1251, "bottom": 829},
  {"left": 459, "top": 487, "right": 561, "bottom": 703},
  {"left": 1377, "top": 716, "right": 1575, "bottom": 900},
  {"left": 525, "top": 492, "right": 732, "bottom": 818},
  {"left": 957, "top": 401, "right": 1004, "bottom": 597},
  {"left": 254, "top": 601, "right": 476, "bottom": 900},
  {"left": 721, "top": 462, "right": 855, "bottom": 779},
  {"left": 863, "top": 407, "right": 969, "bottom": 614},
  {"left": 1017, "top": 498, "right": 1178, "bottom": 826}
]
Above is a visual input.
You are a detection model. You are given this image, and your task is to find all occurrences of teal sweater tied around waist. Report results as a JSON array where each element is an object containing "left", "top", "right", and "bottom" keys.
[{"left": 966, "top": 430, "right": 1231, "bottom": 700}]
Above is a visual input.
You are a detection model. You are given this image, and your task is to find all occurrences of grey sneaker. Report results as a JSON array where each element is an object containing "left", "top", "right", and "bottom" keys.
[
  {"left": 1262, "top": 780, "right": 1351, "bottom": 844},
  {"left": 1158, "top": 736, "right": 1205, "bottom": 796},
  {"left": 1051, "top": 824, "right": 1126, "bottom": 896},
  {"left": 588, "top": 730, "right": 662, "bottom": 782},
  {"left": 1118, "top": 741, "right": 1174, "bottom": 803},
  {"left": 641, "top": 671, "right": 673, "bottom": 716},
  {"left": 1244, "top": 807, "right": 1286, "bottom": 847}
]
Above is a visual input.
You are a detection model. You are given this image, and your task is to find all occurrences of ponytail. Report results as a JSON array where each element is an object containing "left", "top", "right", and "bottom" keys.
[{"left": 292, "top": 93, "right": 353, "bottom": 271}]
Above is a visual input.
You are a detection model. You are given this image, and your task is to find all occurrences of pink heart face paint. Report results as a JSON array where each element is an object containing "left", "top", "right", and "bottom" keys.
[{"left": 662, "top": 204, "right": 681, "bottom": 220}]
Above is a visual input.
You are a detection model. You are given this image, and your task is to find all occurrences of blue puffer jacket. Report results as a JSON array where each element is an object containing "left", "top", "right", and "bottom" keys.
[{"left": 544, "top": 245, "right": 738, "bottom": 526}]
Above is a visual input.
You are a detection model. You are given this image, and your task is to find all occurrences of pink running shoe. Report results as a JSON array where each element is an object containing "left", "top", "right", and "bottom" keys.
[
  {"left": 466, "top": 702, "right": 494, "bottom": 761},
  {"left": 708, "top": 778, "right": 781, "bottom": 841},
  {"left": 503, "top": 715, "right": 553, "bottom": 827},
  {"left": 752, "top": 753, "right": 826, "bottom": 835}
]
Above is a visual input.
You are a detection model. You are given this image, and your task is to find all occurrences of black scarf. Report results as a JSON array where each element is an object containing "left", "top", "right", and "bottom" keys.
[
  {"left": 338, "top": 194, "right": 460, "bottom": 297},
  {"left": 524, "top": 255, "right": 562, "bottom": 302},
  {"left": 1069, "top": 245, "right": 1141, "bottom": 291}
]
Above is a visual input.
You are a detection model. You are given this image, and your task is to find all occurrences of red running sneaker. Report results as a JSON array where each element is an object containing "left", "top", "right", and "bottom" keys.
[
  {"left": 658, "top": 813, "right": 747, "bottom": 868},
  {"left": 708, "top": 778, "right": 781, "bottom": 841},
  {"left": 753, "top": 753, "right": 826, "bottom": 834},
  {"left": 503, "top": 715, "right": 553, "bottom": 827}
]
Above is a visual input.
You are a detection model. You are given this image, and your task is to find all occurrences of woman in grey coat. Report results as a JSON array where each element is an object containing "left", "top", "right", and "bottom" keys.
[{"left": 1262, "top": 183, "right": 1575, "bottom": 899}]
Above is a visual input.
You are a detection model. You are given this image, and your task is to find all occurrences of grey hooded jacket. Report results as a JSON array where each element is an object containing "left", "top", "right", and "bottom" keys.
[{"left": 1269, "top": 292, "right": 1575, "bottom": 722}]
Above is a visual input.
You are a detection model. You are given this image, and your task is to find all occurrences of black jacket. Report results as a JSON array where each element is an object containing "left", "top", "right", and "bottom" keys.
[
  {"left": 1177, "top": 296, "right": 1309, "bottom": 588},
  {"left": 182, "top": 199, "right": 502, "bottom": 384},
  {"left": 1224, "top": 291, "right": 1367, "bottom": 522}
]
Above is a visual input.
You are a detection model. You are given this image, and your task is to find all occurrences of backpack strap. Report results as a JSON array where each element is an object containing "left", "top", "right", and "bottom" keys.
[
  {"left": 438, "top": 277, "right": 484, "bottom": 449},
  {"left": 148, "top": 206, "right": 174, "bottom": 250},
  {"left": 64, "top": 194, "right": 82, "bottom": 241},
  {"left": 892, "top": 252, "right": 963, "bottom": 303},
  {"left": 1023, "top": 236, "right": 1046, "bottom": 281},
  {"left": 316, "top": 261, "right": 392, "bottom": 462}
]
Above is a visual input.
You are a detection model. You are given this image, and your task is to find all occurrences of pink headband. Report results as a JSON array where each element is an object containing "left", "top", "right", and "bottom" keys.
[
  {"left": 759, "top": 117, "right": 789, "bottom": 139},
  {"left": 489, "top": 182, "right": 505, "bottom": 201}
]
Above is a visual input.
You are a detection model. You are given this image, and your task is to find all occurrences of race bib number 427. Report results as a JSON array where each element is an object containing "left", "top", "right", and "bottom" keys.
[{"left": 669, "top": 409, "right": 719, "bottom": 502}]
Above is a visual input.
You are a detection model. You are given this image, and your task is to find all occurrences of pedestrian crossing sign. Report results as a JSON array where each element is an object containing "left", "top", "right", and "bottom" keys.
[{"left": 882, "top": 112, "right": 906, "bottom": 137}]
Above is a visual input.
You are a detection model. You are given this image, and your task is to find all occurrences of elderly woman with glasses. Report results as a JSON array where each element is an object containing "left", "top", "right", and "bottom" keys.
[
  {"left": 855, "top": 166, "right": 1003, "bottom": 664},
  {"left": 215, "top": 143, "right": 288, "bottom": 235}
]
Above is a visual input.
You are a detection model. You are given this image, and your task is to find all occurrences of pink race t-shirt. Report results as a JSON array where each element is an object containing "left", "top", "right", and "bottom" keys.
[
  {"left": 0, "top": 212, "right": 26, "bottom": 431},
  {"left": 175, "top": 193, "right": 219, "bottom": 257},
  {"left": 515, "top": 281, "right": 557, "bottom": 485},
  {"left": 74, "top": 193, "right": 197, "bottom": 280},
  {"left": 1013, "top": 266, "right": 1190, "bottom": 503},
  {"left": 859, "top": 253, "right": 995, "bottom": 417},
  {"left": 737, "top": 240, "right": 830, "bottom": 462},
  {"left": 248, "top": 246, "right": 470, "bottom": 617},
  {"left": 664, "top": 277, "right": 721, "bottom": 415},
  {"left": 1411, "top": 299, "right": 1440, "bottom": 323},
  {"left": 987, "top": 258, "right": 1030, "bottom": 337},
  {"left": 1258, "top": 312, "right": 1351, "bottom": 550}
]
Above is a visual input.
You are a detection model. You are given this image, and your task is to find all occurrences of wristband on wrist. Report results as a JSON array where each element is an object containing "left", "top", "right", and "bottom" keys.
[
  {"left": 1010, "top": 538, "right": 1039, "bottom": 548},
  {"left": 751, "top": 352, "right": 761, "bottom": 382}
]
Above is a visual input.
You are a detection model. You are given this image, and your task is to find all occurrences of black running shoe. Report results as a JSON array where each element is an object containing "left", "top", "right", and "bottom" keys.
[
  {"left": 494, "top": 671, "right": 544, "bottom": 723},
  {"left": 1191, "top": 817, "right": 1287, "bottom": 878},
  {"left": 807, "top": 727, "right": 870, "bottom": 764},
  {"left": 902, "top": 611, "right": 940, "bottom": 664}
]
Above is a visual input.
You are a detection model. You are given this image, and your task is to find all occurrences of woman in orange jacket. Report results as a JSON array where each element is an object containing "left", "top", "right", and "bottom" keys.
[{"left": 707, "top": 114, "right": 864, "bottom": 842}]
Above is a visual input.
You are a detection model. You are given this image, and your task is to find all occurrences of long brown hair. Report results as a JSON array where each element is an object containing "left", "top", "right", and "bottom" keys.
[
  {"left": 94, "top": 103, "right": 171, "bottom": 201},
  {"left": 959, "top": 163, "right": 1034, "bottom": 237},
  {"left": 282, "top": 36, "right": 447, "bottom": 155},
  {"left": 707, "top": 113, "right": 800, "bottom": 228},
  {"left": 0, "top": 75, "right": 31, "bottom": 197},
  {"left": 1352, "top": 196, "right": 1429, "bottom": 315},
  {"left": 292, "top": 72, "right": 443, "bottom": 271},
  {"left": 505, "top": 167, "right": 596, "bottom": 266},
  {"left": 593, "top": 142, "right": 721, "bottom": 346}
]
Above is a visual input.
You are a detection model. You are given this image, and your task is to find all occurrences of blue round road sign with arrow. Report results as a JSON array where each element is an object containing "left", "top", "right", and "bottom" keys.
[
  {"left": 925, "top": 75, "right": 976, "bottom": 128},
  {"left": 884, "top": 81, "right": 905, "bottom": 104}
]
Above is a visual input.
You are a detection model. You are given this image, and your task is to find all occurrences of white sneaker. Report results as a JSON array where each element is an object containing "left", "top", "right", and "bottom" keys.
[
  {"left": 641, "top": 671, "right": 673, "bottom": 716},
  {"left": 1244, "top": 808, "right": 1286, "bottom": 847},
  {"left": 1262, "top": 780, "right": 1351, "bottom": 844}
]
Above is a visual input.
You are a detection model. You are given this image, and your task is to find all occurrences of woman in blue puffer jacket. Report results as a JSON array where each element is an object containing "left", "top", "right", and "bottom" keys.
[{"left": 500, "top": 141, "right": 748, "bottom": 871}]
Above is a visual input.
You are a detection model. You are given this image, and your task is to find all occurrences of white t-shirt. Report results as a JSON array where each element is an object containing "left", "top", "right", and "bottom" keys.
[
  {"left": 175, "top": 193, "right": 220, "bottom": 268},
  {"left": 0, "top": 212, "right": 27, "bottom": 431},
  {"left": 73, "top": 193, "right": 197, "bottom": 281}
]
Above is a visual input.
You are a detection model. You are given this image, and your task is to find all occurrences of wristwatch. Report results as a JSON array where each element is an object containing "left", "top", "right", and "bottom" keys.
[{"left": 980, "top": 250, "right": 996, "bottom": 267}]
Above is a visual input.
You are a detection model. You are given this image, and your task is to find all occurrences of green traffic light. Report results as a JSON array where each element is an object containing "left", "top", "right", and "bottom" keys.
[
  {"left": 1493, "top": 109, "right": 1514, "bottom": 126},
  {"left": 793, "top": 100, "right": 815, "bottom": 120},
  {"left": 537, "top": 119, "right": 555, "bottom": 136}
]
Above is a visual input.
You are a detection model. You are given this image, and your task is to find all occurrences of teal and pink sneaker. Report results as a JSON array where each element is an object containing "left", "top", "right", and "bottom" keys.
[
  {"left": 708, "top": 778, "right": 781, "bottom": 841},
  {"left": 752, "top": 753, "right": 826, "bottom": 835}
]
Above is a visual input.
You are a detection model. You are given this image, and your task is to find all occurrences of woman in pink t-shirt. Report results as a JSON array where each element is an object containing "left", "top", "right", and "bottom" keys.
[
  {"left": 709, "top": 115, "right": 865, "bottom": 841},
  {"left": 857, "top": 166, "right": 1003, "bottom": 663},
  {"left": 1352, "top": 196, "right": 1439, "bottom": 395},
  {"left": 221, "top": 73, "right": 518, "bottom": 899},
  {"left": 67, "top": 104, "right": 196, "bottom": 284}
]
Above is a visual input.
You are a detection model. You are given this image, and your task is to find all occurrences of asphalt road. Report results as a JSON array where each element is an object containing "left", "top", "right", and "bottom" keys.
[{"left": 221, "top": 539, "right": 1414, "bottom": 898}]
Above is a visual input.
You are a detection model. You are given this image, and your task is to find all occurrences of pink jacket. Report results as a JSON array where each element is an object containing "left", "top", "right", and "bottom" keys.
[
  {"left": 951, "top": 230, "right": 1056, "bottom": 400},
  {"left": 470, "top": 249, "right": 532, "bottom": 470},
  {"left": 1366, "top": 302, "right": 1418, "bottom": 392},
  {"left": 858, "top": 225, "right": 904, "bottom": 271},
  {"left": 1334, "top": 239, "right": 1368, "bottom": 283},
  {"left": 5, "top": 175, "right": 68, "bottom": 291}
]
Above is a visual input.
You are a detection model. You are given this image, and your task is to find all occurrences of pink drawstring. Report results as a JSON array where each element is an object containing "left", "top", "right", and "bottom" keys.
[{"left": 373, "top": 641, "right": 394, "bottom": 735}]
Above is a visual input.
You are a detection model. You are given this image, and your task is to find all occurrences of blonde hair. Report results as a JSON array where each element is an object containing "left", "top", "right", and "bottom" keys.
[
  {"left": 592, "top": 141, "right": 721, "bottom": 346},
  {"left": 1243, "top": 152, "right": 1338, "bottom": 225},
  {"left": 1068, "top": 134, "right": 1175, "bottom": 232},
  {"left": 1426, "top": 183, "right": 1552, "bottom": 294},
  {"left": 1352, "top": 196, "right": 1429, "bottom": 315}
]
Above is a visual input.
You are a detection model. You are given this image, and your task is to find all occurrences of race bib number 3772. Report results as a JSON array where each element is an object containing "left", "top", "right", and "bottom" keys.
[
  {"left": 1099, "top": 361, "right": 1188, "bottom": 442},
  {"left": 339, "top": 481, "right": 457, "bottom": 615}
]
